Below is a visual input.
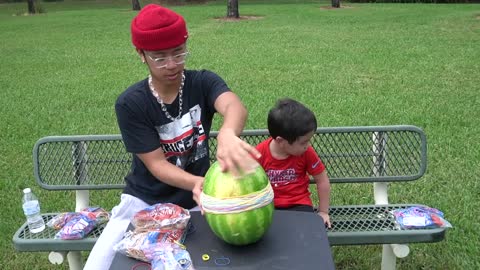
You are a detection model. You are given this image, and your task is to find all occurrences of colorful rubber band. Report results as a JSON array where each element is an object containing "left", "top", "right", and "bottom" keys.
[
  {"left": 214, "top": 256, "right": 231, "bottom": 266},
  {"left": 201, "top": 183, "right": 274, "bottom": 214}
]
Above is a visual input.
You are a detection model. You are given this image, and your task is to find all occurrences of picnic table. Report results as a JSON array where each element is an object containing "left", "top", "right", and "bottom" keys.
[{"left": 109, "top": 210, "right": 335, "bottom": 270}]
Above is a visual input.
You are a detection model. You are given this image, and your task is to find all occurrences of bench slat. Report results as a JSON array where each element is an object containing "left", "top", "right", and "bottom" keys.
[
  {"left": 13, "top": 213, "right": 105, "bottom": 252},
  {"left": 33, "top": 125, "right": 426, "bottom": 190},
  {"left": 327, "top": 204, "right": 445, "bottom": 245},
  {"left": 13, "top": 204, "right": 445, "bottom": 251}
]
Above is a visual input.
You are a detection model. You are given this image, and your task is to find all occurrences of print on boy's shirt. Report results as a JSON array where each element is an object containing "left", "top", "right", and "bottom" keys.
[
  {"left": 155, "top": 105, "right": 207, "bottom": 169},
  {"left": 266, "top": 168, "right": 298, "bottom": 186}
]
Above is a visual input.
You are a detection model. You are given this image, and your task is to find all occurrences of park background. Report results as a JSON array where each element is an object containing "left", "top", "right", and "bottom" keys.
[{"left": 0, "top": 0, "right": 479, "bottom": 269}]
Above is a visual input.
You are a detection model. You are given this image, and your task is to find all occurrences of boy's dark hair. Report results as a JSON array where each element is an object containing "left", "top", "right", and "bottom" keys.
[{"left": 267, "top": 98, "right": 317, "bottom": 144}]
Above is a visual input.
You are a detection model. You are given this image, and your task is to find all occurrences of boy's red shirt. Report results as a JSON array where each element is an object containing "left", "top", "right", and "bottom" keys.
[{"left": 255, "top": 137, "right": 325, "bottom": 208}]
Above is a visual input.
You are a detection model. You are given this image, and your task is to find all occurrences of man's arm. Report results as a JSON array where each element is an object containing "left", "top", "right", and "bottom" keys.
[
  {"left": 137, "top": 148, "right": 203, "bottom": 206},
  {"left": 213, "top": 91, "right": 261, "bottom": 176},
  {"left": 313, "top": 171, "right": 331, "bottom": 228}
]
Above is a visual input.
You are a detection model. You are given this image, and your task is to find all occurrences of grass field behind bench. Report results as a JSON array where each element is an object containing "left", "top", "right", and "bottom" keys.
[{"left": 1, "top": 0, "right": 479, "bottom": 269}]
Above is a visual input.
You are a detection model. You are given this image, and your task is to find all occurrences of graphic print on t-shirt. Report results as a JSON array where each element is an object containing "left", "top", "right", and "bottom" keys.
[
  {"left": 266, "top": 168, "right": 298, "bottom": 186},
  {"left": 155, "top": 104, "right": 207, "bottom": 169}
]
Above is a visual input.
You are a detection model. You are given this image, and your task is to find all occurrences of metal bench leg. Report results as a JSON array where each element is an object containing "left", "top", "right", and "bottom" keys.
[
  {"left": 75, "top": 190, "right": 90, "bottom": 212},
  {"left": 67, "top": 251, "right": 83, "bottom": 270},
  {"left": 381, "top": 244, "right": 410, "bottom": 270},
  {"left": 381, "top": 244, "right": 396, "bottom": 270}
]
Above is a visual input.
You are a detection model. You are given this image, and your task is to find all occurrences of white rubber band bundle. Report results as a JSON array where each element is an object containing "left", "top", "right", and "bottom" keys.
[{"left": 200, "top": 184, "right": 274, "bottom": 214}]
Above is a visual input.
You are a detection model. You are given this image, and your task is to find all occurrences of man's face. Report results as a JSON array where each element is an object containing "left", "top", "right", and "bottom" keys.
[{"left": 141, "top": 43, "right": 188, "bottom": 84}]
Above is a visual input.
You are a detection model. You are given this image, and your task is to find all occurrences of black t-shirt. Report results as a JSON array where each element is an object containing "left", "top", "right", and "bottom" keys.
[{"left": 115, "top": 69, "right": 229, "bottom": 208}]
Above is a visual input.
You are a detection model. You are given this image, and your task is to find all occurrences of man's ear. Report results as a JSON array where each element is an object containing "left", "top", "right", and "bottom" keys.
[{"left": 136, "top": 48, "right": 146, "bottom": 63}]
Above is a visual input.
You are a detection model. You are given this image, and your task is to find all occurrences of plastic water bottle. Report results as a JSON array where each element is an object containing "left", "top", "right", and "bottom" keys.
[{"left": 22, "top": 188, "right": 45, "bottom": 233}]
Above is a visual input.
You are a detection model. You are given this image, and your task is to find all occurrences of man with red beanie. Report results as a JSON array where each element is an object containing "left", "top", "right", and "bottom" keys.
[{"left": 84, "top": 4, "right": 260, "bottom": 269}]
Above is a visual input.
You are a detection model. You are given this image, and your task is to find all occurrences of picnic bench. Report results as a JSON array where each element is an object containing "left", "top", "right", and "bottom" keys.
[{"left": 13, "top": 125, "right": 446, "bottom": 270}]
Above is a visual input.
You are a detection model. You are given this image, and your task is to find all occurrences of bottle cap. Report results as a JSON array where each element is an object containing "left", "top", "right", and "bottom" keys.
[{"left": 23, "top": 188, "right": 31, "bottom": 194}]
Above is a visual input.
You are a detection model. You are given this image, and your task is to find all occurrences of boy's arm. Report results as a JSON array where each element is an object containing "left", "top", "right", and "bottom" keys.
[
  {"left": 313, "top": 171, "right": 331, "bottom": 227},
  {"left": 214, "top": 91, "right": 261, "bottom": 176},
  {"left": 137, "top": 148, "right": 203, "bottom": 206}
]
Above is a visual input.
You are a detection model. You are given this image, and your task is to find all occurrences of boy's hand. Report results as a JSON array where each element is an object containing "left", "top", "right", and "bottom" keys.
[
  {"left": 318, "top": 211, "right": 332, "bottom": 228},
  {"left": 216, "top": 128, "right": 261, "bottom": 177}
]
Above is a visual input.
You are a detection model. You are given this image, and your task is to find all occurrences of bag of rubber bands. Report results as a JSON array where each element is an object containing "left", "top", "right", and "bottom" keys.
[
  {"left": 114, "top": 203, "right": 195, "bottom": 268},
  {"left": 143, "top": 242, "right": 195, "bottom": 270},
  {"left": 113, "top": 229, "right": 188, "bottom": 262},
  {"left": 391, "top": 206, "right": 452, "bottom": 229},
  {"left": 47, "top": 207, "right": 110, "bottom": 240},
  {"left": 132, "top": 203, "right": 190, "bottom": 232}
]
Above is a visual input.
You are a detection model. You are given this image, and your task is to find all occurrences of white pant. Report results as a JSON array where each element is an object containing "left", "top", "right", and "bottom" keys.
[
  {"left": 83, "top": 194, "right": 150, "bottom": 270},
  {"left": 83, "top": 194, "right": 200, "bottom": 270}
]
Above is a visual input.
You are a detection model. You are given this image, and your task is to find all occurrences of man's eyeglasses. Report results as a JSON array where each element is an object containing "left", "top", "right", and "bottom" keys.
[{"left": 146, "top": 51, "right": 189, "bottom": 69}]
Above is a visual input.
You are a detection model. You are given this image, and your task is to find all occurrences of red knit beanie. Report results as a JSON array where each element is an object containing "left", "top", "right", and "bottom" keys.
[{"left": 131, "top": 4, "right": 188, "bottom": 51}]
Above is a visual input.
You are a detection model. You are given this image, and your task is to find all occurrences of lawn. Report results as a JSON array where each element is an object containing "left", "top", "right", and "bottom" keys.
[{"left": 0, "top": 0, "right": 479, "bottom": 269}]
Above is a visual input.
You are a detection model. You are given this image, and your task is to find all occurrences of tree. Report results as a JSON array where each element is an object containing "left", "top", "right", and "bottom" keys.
[
  {"left": 132, "top": 0, "right": 141, "bottom": 11},
  {"left": 27, "top": 0, "right": 37, "bottom": 14},
  {"left": 227, "top": 0, "right": 239, "bottom": 18},
  {"left": 331, "top": 0, "right": 340, "bottom": 8}
]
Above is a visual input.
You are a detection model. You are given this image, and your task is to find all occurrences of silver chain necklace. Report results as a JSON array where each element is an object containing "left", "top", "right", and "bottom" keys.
[{"left": 148, "top": 71, "right": 185, "bottom": 121}]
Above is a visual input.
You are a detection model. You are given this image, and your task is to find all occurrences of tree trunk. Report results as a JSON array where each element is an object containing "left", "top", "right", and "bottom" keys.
[
  {"left": 27, "top": 0, "right": 36, "bottom": 14},
  {"left": 227, "top": 0, "right": 239, "bottom": 18},
  {"left": 331, "top": 0, "right": 340, "bottom": 8},
  {"left": 132, "top": 0, "right": 141, "bottom": 11}
]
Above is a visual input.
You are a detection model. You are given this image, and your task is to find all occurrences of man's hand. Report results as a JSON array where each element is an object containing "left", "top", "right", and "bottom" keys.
[
  {"left": 192, "top": 178, "right": 204, "bottom": 215},
  {"left": 216, "top": 128, "right": 261, "bottom": 177},
  {"left": 318, "top": 211, "right": 332, "bottom": 229}
]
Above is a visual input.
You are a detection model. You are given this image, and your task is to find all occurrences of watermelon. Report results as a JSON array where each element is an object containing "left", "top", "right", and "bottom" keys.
[{"left": 201, "top": 161, "right": 274, "bottom": 245}]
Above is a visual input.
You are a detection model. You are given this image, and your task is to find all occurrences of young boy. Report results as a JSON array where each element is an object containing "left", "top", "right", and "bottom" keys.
[{"left": 256, "top": 98, "right": 331, "bottom": 227}]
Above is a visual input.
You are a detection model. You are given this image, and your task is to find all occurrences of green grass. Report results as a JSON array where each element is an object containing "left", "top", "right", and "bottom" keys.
[{"left": 1, "top": 0, "right": 479, "bottom": 269}]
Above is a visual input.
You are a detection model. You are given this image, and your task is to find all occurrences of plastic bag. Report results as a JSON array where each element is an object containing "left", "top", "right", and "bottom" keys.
[
  {"left": 80, "top": 207, "right": 109, "bottom": 224},
  {"left": 143, "top": 243, "right": 195, "bottom": 270},
  {"left": 391, "top": 206, "right": 452, "bottom": 229},
  {"left": 55, "top": 212, "right": 97, "bottom": 239},
  {"left": 51, "top": 207, "right": 110, "bottom": 240},
  {"left": 47, "top": 207, "right": 109, "bottom": 231},
  {"left": 47, "top": 212, "right": 78, "bottom": 230},
  {"left": 113, "top": 229, "right": 187, "bottom": 262},
  {"left": 115, "top": 203, "right": 193, "bottom": 267},
  {"left": 132, "top": 203, "right": 190, "bottom": 232}
]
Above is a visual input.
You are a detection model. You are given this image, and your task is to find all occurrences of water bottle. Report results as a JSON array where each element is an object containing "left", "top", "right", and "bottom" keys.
[{"left": 22, "top": 188, "right": 45, "bottom": 233}]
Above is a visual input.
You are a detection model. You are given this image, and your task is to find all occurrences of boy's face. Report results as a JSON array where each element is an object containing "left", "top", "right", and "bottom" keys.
[
  {"left": 283, "top": 131, "right": 315, "bottom": 156},
  {"left": 138, "top": 43, "right": 188, "bottom": 85}
]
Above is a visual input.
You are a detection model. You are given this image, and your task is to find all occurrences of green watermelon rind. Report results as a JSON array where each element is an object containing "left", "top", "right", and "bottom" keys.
[
  {"left": 205, "top": 204, "right": 274, "bottom": 245},
  {"left": 203, "top": 162, "right": 274, "bottom": 245},
  {"left": 203, "top": 162, "right": 269, "bottom": 197}
]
